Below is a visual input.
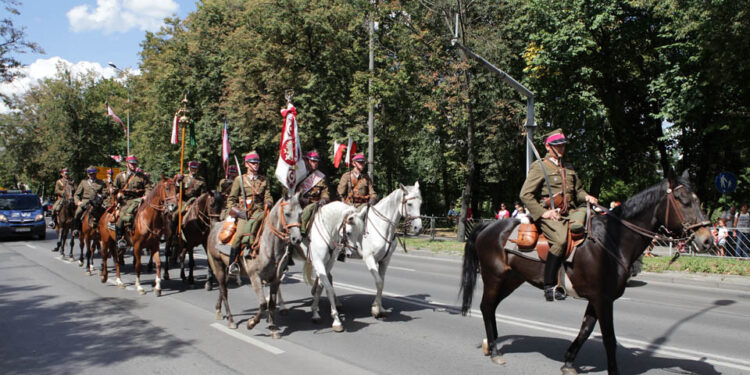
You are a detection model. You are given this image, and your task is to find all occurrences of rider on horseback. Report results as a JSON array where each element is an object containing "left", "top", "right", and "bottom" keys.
[
  {"left": 519, "top": 128, "right": 598, "bottom": 301},
  {"left": 72, "top": 166, "right": 107, "bottom": 237},
  {"left": 292, "top": 150, "right": 330, "bottom": 235},
  {"left": 218, "top": 165, "right": 239, "bottom": 197},
  {"left": 49, "top": 168, "right": 75, "bottom": 229},
  {"left": 113, "top": 156, "right": 147, "bottom": 250},
  {"left": 173, "top": 160, "right": 206, "bottom": 226},
  {"left": 337, "top": 153, "right": 376, "bottom": 208},
  {"left": 226, "top": 151, "right": 273, "bottom": 275}
]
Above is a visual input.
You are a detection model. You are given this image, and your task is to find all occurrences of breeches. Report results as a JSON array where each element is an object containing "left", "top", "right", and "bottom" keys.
[
  {"left": 74, "top": 203, "right": 88, "bottom": 221},
  {"left": 539, "top": 207, "right": 587, "bottom": 256},
  {"left": 231, "top": 210, "right": 265, "bottom": 248},
  {"left": 116, "top": 199, "right": 142, "bottom": 230},
  {"left": 301, "top": 204, "right": 316, "bottom": 232}
]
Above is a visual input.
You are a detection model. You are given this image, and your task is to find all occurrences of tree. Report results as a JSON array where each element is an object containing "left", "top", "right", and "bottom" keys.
[{"left": 0, "top": 0, "right": 43, "bottom": 85}]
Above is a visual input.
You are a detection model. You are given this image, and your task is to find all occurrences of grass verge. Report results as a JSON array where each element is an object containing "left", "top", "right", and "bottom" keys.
[{"left": 642, "top": 255, "right": 749, "bottom": 276}]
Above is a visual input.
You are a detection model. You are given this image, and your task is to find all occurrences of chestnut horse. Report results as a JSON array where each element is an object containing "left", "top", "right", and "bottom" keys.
[
  {"left": 206, "top": 192, "right": 303, "bottom": 337},
  {"left": 459, "top": 171, "right": 713, "bottom": 374},
  {"left": 77, "top": 193, "right": 105, "bottom": 273},
  {"left": 98, "top": 195, "right": 124, "bottom": 286},
  {"left": 53, "top": 184, "right": 76, "bottom": 258},
  {"left": 131, "top": 177, "right": 178, "bottom": 296},
  {"left": 165, "top": 190, "right": 223, "bottom": 285}
]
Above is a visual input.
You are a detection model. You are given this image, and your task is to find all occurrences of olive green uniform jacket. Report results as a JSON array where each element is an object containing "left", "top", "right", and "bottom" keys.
[
  {"left": 73, "top": 178, "right": 107, "bottom": 220},
  {"left": 337, "top": 171, "right": 376, "bottom": 208},
  {"left": 519, "top": 157, "right": 589, "bottom": 256},
  {"left": 227, "top": 174, "right": 274, "bottom": 248}
]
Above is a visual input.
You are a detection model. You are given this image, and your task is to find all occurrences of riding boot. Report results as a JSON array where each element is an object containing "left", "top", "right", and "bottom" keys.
[
  {"left": 72, "top": 219, "right": 81, "bottom": 237},
  {"left": 116, "top": 227, "right": 127, "bottom": 250},
  {"left": 228, "top": 246, "right": 241, "bottom": 275},
  {"left": 48, "top": 212, "right": 56, "bottom": 229},
  {"left": 337, "top": 250, "right": 346, "bottom": 262},
  {"left": 543, "top": 252, "right": 566, "bottom": 301}
]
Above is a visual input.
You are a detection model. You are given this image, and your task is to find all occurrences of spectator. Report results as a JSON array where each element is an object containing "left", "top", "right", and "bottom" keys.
[
  {"left": 446, "top": 203, "right": 458, "bottom": 218},
  {"left": 466, "top": 207, "right": 473, "bottom": 221},
  {"left": 496, "top": 203, "right": 510, "bottom": 220},
  {"left": 715, "top": 217, "right": 729, "bottom": 257},
  {"left": 514, "top": 206, "right": 532, "bottom": 224},
  {"left": 511, "top": 201, "right": 522, "bottom": 218},
  {"left": 722, "top": 205, "right": 737, "bottom": 222},
  {"left": 734, "top": 203, "right": 749, "bottom": 257}
]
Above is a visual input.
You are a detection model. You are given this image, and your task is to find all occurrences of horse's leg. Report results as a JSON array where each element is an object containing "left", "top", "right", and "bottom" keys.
[
  {"left": 562, "top": 302, "right": 598, "bottom": 375},
  {"left": 187, "top": 245, "right": 195, "bottom": 285},
  {"left": 68, "top": 228, "right": 75, "bottom": 260},
  {"left": 153, "top": 243, "right": 163, "bottom": 297},
  {"left": 593, "top": 300, "right": 619, "bottom": 375},
  {"left": 100, "top": 238, "right": 109, "bottom": 283},
  {"left": 319, "top": 256, "right": 344, "bottom": 332},
  {"left": 480, "top": 272, "right": 524, "bottom": 365},
  {"left": 266, "top": 280, "right": 281, "bottom": 339},
  {"left": 310, "top": 277, "right": 323, "bottom": 323},
  {"left": 246, "top": 269, "right": 266, "bottom": 331},
  {"left": 179, "top": 243, "right": 187, "bottom": 283},
  {"left": 163, "top": 236, "right": 172, "bottom": 281},
  {"left": 134, "top": 243, "right": 145, "bottom": 295},
  {"left": 78, "top": 230, "right": 85, "bottom": 267},
  {"left": 204, "top": 245, "right": 214, "bottom": 291},
  {"left": 217, "top": 266, "right": 236, "bottom": 328},
  {"left": 363, "top": 252, "right": 386, "bottom": 318}
]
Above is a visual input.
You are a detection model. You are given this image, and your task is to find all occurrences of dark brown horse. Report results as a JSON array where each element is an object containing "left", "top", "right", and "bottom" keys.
[
  {"left": 98, "top": 194, "right": 125, "bottom": 286},
  {"left": 131, "top": 177, "right": 178, "bottom": 296},
  {"left": 165, "top": 190, "right": 223, "bottom": 285},
  {"left": 206, "top": 192, "right": 303, "bottom": 337},
  {"left": 77, "top": 193, "right": 105, "bottom": 273},
  {"left": 53, "top": 184, "right": 76, "bottom": 258},
  {"left": 459, "top": 171, "right": 713, "bottom": 374}
]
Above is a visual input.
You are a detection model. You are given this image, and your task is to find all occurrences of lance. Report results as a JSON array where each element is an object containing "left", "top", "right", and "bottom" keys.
[
  {"left": 176, "top": 94, "right": 189, "bottom": 237},
  {"left": 234, "top": 155, "right": 248, "bottom": 212}
]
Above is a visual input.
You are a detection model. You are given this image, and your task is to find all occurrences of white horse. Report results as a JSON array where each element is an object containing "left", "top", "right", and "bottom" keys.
[
  {"left": 302, "top": 201, "right": 367, "bottom": 331},
  {"left": 361, "top": 182, "right": 423, "bottom": 318}
]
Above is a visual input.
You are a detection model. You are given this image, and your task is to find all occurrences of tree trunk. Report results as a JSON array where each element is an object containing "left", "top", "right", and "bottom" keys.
[{"left": 456, "top": 70, "right": 475, "bottom": 242}]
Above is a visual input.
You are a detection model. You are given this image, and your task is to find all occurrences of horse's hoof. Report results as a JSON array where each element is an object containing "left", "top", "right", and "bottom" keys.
[
  {"left": 228, "top": 321, "right": 237, "bottom": 330},
  {"left": 490, "top": 354, "right": 506, "bottom": 365},
  {"left": 100, "top": 276, "right": 107, "bottom": 283},
  {"left": 205, "top": 282, "right": 212, "bottom": 291},
  {"left": 78, "top": 261, "right": 83, "bottom": 267},
  {"left": 117, "top": 283, "right": 125, "bottom": 289},
  {"left": 311, "top": 317, "right": 321, "bottom": 324},
  {"left": 137, "top": 288, "right": 146, "bottom": 295},
  {"left": 482, "top": 339, "right": 490, "bottom": 356},
  {"left": 215, "top": 311, "right": 222, "bottom": 320},
  {"left": 247, "top": 320, "right": 258, "bottom": 330},
  {"left": 86, "top": 271, "right": 91, "bottom": 276},
  {"left": 560, "top": 366, "right": 578, "bottom": 375},
  {"left": 332, "top": 324, "right": 344, "bottom": 332},
  {"left": 279, "top": 308, "right": 288, "bottom": 316},
  {"left": 154, "top": 288, "right": 162, "bottom": 297},
  {"left": 270, "top": 330, "right": 281, "bottom": 339}
]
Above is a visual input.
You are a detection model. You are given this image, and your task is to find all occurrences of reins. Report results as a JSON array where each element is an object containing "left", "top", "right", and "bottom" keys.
[
  {"left": 266, "top": 200, "right": 302, "bottom": 242},
  {"left": 311, "top": 209, "right": 357, "bottom": 255},
  {"left": 366, "top": 191, "right": 419, "bottom": 246}
]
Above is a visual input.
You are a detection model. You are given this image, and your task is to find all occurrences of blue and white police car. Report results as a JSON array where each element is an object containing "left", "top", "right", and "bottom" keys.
[{"left": 0, "top": 189, "right": 46, "bottom": 240}]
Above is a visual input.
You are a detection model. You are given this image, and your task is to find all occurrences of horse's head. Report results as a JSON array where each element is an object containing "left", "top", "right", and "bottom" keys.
[
  {"left": 663, "top": 170, "right": 713, "bottom": 252},
  {"left": 399, "top": 181, "right": 423, "bottom": 235},
  {"left": 162, "top": 177, "right": 179, "bottom": 213},
  {"left": 344, "top": 207, "right": 368, "bottom": 252},
  {"left": 209, "top": 190, "right": 224, "bottom": 217},
  {"left": 90, "top": 193, "right": 104, "bottom": 208},
  {"left": 283, "top": 192, "right": 304, "bottom": 246}
]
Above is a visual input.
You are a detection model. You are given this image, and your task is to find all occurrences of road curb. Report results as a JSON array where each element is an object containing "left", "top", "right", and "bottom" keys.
[{"left": 402, "top": 246, "right": 750, "bottom": 292}]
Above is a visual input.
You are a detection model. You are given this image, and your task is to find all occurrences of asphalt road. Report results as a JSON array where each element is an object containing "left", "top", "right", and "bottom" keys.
[{"left": 1, "top": 227, "right": 748, "bottom": 375}]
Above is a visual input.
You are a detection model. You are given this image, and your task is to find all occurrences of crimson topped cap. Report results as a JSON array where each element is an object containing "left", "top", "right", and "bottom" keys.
[
  {"left": 126, "top": 155, "right": 138, "bottom": 164},
  {"left": 304, "top": 151, "right": 320, "bottom": 161},
  {"left": 86, "top": 166, "right": 97, "bottom": 174},
  {"left": 352, "top": 153, "right": 365, "bottom": 162},
  {"left": 544, "top": 128, "right": 567, "bottom": 145},
  {"left": 106, "top": 169, "right": 113, "bottom": 175},
  {"left": 188, "top": 160, "right": 200, "bottom": 168},
  {"left": 61, "top": 168, "right": 69, "bottom": 173},
  {"left": 244, "top": 151, "right": 260, "bottom": 163},
  {"left": 227, "top": 165, "right": 239, "bottom": 173}
]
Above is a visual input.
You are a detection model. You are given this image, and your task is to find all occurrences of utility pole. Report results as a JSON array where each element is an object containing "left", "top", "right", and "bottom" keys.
[
  {"left": 108, "top": 63, "right": 131, "bottom": 156},
  {"left": 367, "top": 0, "right": 376, "bottom": 181}
]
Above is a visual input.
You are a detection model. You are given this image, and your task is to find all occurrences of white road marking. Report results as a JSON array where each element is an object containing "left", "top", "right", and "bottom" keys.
[
  {"left": 387, "top": 266, "right": 416, "bottom": 272},
  {"left": 289, "top": 274, "right": 750, "bottom": 373},
  {"left": 210, "top": 323, "right": 285, "bottom": 355},
  {"left": 24, "top": 243, "right": 39, "bottom": 249},
  {"left": 395, "top": 252, "right": 461, "bottom": 263}
]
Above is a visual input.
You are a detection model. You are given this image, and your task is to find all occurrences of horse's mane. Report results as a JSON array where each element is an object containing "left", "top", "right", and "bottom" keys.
[
  {"left": 319, "top": 201, "right": 355, "bottom": 225},
  {"left": 610, "top": 174, "right": 692, "bottom": 220}
]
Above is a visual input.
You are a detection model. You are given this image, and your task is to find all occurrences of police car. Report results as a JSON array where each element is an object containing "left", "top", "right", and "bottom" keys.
[{"left": 0, "top": 189, "right": 46, "bottom": 240}]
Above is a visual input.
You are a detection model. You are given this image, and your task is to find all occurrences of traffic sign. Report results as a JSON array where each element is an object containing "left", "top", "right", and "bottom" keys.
[{"left": 715, "top": 172, "right": 738, "bottom": 194}]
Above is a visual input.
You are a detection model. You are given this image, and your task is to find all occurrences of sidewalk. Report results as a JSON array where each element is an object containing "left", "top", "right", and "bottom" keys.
[{"left": 400, "top": 246, "right": 750, "bottom": 293}]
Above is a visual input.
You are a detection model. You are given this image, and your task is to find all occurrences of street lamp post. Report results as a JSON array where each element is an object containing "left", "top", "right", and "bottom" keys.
[{"left": 108, "top": 63, "right": 131, "bottom": 156}]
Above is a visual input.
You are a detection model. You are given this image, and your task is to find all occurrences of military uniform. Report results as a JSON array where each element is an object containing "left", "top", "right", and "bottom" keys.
[
  {"left": 52, "top": 177, "right": 75, "bottom": 214},
  {"left": 337, "top": 171, "right": 376, "bottom": 208},
  {"left": 218, "top": 177, "right": 235, "bottom": 198},
  {"left": 288, "top": 170, "right": 330, "bottom": 233},
  {"left": 173, "top": 172, "right": 206, "bottom": 222},
  {"left": 113, "top": 169, "right": 147, "bottom": 232},
  {"left": 227, "top": 173, "right": 273, "bottom": 248},
  {"left": 73, "top": 177, "right": 107, "bottom": 222}
]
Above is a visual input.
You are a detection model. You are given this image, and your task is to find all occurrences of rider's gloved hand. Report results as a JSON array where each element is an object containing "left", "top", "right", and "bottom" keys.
[
  {"left": 368, "top": 197, "right": 377, "bottom": 206},
  {"left": 265, "top": 202, "right": 273, "bottom": 211},
  {"left": 317, "top": 199, "right": 328, "bottom": 206}
]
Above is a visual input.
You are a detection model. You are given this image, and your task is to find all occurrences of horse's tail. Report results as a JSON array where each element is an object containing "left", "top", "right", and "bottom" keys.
[
  {"left": 459, "top": 222, "right": 490, "bottom": 316},
  {"left": 302, "top": 257, "right": 314, "bottom": 286}
]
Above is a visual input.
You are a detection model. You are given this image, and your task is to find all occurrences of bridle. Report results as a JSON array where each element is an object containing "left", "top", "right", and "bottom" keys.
[
  {"left": 267, "top": 199, "right": 302, "bottom": 242},
  {"left": 147, "top": 181, "right": 179, "bottom": 213},
  {"left": 311, "top": 210, "right": 359, "bottom": 255},
  {"left": 366, "top": 188, "right": 420, "bottom": 243}
]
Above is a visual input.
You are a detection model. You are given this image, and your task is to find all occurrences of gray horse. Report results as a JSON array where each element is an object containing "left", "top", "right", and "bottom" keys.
[{"left": 206, "top": 192, "right": 303, "bottom": 338}]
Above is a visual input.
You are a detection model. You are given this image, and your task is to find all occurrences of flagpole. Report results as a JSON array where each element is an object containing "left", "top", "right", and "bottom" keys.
[{"left": 176, "top": 95, "right": 190, "bottom": 237}]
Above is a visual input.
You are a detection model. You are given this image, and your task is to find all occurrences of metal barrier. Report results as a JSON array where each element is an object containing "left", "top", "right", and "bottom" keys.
[{"left": 646, "top": 226, "right": 749, "bottom": 259}]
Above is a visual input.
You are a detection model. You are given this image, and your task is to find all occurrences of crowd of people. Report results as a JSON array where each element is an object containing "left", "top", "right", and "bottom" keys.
[{"left": 712, "top": 203, "right": 749, "bottom": 257}]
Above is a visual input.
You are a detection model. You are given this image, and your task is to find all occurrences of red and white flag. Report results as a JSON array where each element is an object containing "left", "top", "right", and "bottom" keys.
[
  {"left": 170, "top": 113, "right": 179, "bottom": 145},
  {"left": 275, "top": 103, "right": 307, "bottom": 193},
  {"left": 106, "top": 104, "right": 127, "bottom": 134},
  {"left": 110, "top": 155, "right": 123, "bottom": 163},
  {"left": 333, "top": 137, "right": 357, "bottom": 168}
]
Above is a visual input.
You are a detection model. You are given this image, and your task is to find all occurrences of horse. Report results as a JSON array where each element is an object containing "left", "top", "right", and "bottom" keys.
[
  {"left": 360, "top": 182, "right": 423, "bottom": 318},
  {"left": 301, "top": 201, "right": 367, "bottom": 331},
  {"left": 206, "top": 192, "right": 303, "bottom": 337},
  {"left": 77, "top": 193, "right": 105, "bottom": 273},
  {"left": 98, "top": 194, "right": 125, "bottom": 286},
  {"left": 458, "top": 171, "right": 714, "bottom": 374},
  {"left": 165, "top": 190, "right": 223, "bottom": 285},
  {"left": 53, "top": 184, "right": 76, "bottom": 259},
  {"left": 130, "top": 177, "right": 179, "bottom": 296}
]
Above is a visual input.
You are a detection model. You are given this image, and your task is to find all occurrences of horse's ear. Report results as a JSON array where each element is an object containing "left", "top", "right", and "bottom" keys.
[
  {"left": 399, "top": 183, "right": 406, "bottom": 191},
  {"left": 680, "top": 170, "right": 690, "bottom": 180},
  {"left": 413, "top": 181, "right": 419, "bottom": 189},
  {"left": 665, "top": 167, "right": 677, "bottom": 185}
]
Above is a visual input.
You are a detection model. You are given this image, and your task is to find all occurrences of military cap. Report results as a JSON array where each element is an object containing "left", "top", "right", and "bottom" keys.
[
  {"left": 304, "top": 150, "right": 320, "bottom": 161},
  {"left": 86, "top": 166, "right": 97, "bottom": 174},
  {"left": 544, "top": 128, "right": 567, "bottom": 145},
  {"left": 126, "top": 155, "right": 138, "bottom": 164},
  {"left": 352, "top": 153, "right": 366, "bottom": 162},
  {"left": 188, "top": 160, "right": 200, "bottom": 168},
  {"left": 244, "top": 151, "right": 260, "bottom": 163},
  {"left": 227, "top": 165, "right": 239, "bottom": 173}
]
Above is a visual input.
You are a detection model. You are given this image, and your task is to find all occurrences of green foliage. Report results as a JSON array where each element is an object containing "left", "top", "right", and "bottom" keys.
[{"left": 642, "top": 255, "right": 750, "bottom": 276}]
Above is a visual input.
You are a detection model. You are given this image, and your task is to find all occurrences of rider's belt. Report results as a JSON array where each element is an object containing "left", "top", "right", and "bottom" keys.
[
  {"left": 350, "top": 196, "right": 369, "bottom": 204},
  {"left": 245, "top": 194, "right": 261, "bottom": 206},
  {"left": 542, "top": 193, "right": 569, "bottom": 215}
]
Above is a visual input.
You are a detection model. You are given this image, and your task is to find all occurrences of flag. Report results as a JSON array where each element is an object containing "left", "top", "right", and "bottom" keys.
[
  {"left": 221, "top": 119, "right": 231, "bottom": 174},
  {"left": 170, "top": 113, "right": 179, "bottom": 145},
  {"left": 106, "top": 104, "right": 127, "bottom": 134},
  {"left": 275, "top": 103, "right": 307, "bottom": 193},
  {"left": 333, "top": 137, "right": 357, "bottom": 168},
  {"left": 110, "top": 155, "right": 123, "bottom": 163}
]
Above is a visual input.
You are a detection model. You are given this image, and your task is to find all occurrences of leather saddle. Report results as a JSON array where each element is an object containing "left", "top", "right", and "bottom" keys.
[{"left": 510, "top": 222, "right": 585, "bottom": 261}]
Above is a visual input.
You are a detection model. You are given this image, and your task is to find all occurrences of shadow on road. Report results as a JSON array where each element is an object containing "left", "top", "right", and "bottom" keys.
[{"left": 0, "top": 283, "right": 195, "bottom": 374}]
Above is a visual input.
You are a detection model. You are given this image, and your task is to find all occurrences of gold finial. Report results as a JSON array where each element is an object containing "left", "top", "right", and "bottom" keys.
[
  {"left": 285, "top": 89, "right": 294, "bottom": 104},
  {"left": 178, "top": 93, "right": 190, "bottom": 124}
]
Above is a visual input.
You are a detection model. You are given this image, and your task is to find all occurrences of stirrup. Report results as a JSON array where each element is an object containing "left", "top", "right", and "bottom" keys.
[
  {"left": 117, "top": 239, "right": 127, "bottom": 250},
  {"left": 228, "top": 261, "right": 240, "bottom": 275},
  {"left": 48, "top": 221, "right": 55, "bottom": 229},
  {"left": 544, "top": 287, "right": 555, "bottom": 301}
]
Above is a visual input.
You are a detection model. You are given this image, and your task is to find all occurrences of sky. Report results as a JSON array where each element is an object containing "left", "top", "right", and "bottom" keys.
[{"left": 1, "top": 0, "right": 197, "bottom": 112}]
